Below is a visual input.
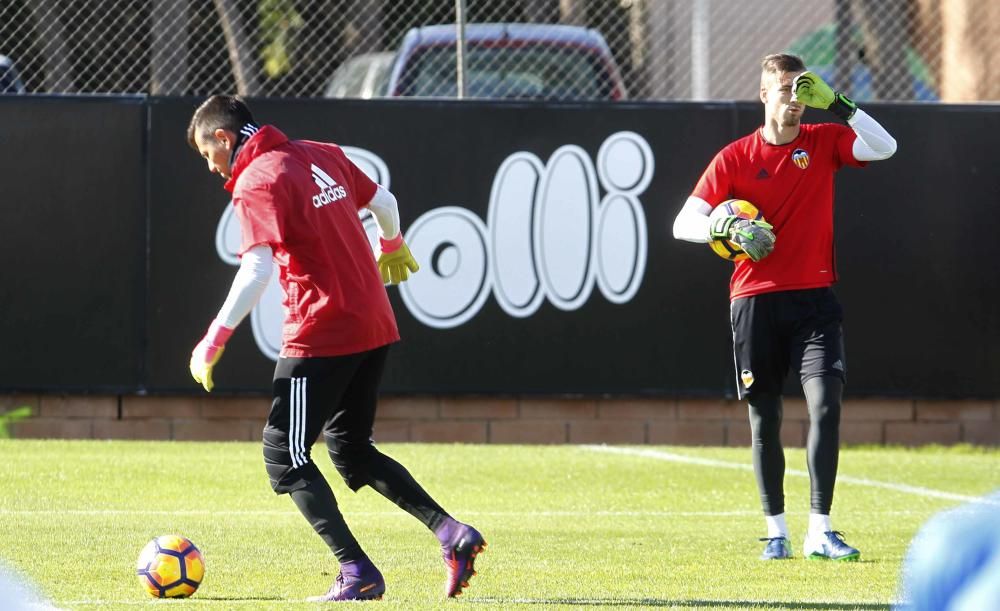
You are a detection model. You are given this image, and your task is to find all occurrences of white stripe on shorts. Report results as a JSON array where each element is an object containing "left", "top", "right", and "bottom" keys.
[
  {"left": 289, "top": 378, "right": 299, "bottom": 468},
  {"left": 290, "top": 377, "right": 308, "bottom": 468}
]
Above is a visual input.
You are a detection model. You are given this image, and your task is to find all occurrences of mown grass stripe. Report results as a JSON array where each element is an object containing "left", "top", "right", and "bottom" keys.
[{"left": 584, "top": 445, "right": 1000, "bottom": 505}]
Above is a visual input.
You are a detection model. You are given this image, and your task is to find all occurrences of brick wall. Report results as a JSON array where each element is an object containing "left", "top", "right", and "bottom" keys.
[{"left": 2, "top": 394, "right": 998, "bottom": 446}]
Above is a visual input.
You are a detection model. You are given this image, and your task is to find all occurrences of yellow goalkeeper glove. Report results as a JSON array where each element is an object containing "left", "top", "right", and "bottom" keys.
[
  {"left": 190, "top": 321, "right": 233, "bottom": 392},
  {"left": 792, "top": 71, "right": 857, "bottom": 121},
  {"left": 377, "top": 234, "right": 419, "bottom": 285}
]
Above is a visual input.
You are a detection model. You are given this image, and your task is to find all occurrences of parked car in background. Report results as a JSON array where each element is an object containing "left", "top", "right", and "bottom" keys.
[
  {"left": 386, "top": 23, "right": 628, "bottom": 101},
  {"left": 0, "top": 55, "right": 26, "bottom": 93},
  {"left": 324, "top": 51, "right": 394, "bottom": 99}
]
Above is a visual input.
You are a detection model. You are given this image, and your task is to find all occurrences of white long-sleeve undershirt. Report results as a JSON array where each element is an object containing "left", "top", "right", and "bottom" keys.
[
  {"left": 848, "top": 108, "right": 897, "bottom": 161},
  {"left": 672, "top": 108, "right": 897, "bottom": 244},
  {"left": 215, "top": 244, "right": 273, "bottom": 328},
  {"left": 672, "top": 196, "right": 715, "bottom": 243},
  {"left": 366, "top": 184, "right": 400, "bottom": 240}
]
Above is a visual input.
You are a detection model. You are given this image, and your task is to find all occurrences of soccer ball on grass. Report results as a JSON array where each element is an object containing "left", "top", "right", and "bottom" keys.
[{"left": 135, "top": 534, "right": 205, "bottom": 598}]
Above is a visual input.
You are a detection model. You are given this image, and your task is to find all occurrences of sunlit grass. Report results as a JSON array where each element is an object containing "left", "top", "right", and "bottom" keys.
[{"left": 0, "top": 440, "right": 996, "bottom": 610}]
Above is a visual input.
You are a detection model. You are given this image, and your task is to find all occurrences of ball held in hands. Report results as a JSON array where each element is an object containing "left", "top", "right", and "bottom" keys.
[
  {"left": 707, "top": 199, "right": 776, "bottom": 262},
  {"left": 729, "top": 219, "right": 776, "bottom": 262}
]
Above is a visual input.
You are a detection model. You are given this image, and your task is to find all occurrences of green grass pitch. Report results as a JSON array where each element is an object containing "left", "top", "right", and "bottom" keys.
[{"left": 0, "top": 440, "right": 997, "bottom": 609}]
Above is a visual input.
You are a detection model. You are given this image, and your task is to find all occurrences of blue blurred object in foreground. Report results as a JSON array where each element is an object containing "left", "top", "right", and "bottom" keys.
[{"left": 896, "top": 490, "right": 1000, "bottom": 610}]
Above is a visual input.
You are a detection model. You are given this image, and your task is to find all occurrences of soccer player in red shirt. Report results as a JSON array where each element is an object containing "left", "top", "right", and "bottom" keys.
[
  {"left": 673, "top": 55, "right": 897, "bottom": 561},
  {"left": 186, "top": 96, "right": 485, "bottom": 600}
]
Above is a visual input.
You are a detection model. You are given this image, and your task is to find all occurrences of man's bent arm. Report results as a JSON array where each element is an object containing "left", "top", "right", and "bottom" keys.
[
  {"left": 672, "top": 195, "right": 713, "bottom": 243},
  {"left": 849, "top": 109, "right": 897, "bottom": 161}
]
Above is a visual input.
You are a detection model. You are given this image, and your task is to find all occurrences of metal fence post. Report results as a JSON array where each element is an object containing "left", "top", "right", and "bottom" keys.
[{"left": 455, "top": 0, "right": 468, "bottom": 100}]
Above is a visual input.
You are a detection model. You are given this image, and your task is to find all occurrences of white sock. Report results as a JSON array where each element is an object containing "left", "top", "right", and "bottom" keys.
[
  {"left": 765, "top": 513, "right": 788, "bottom": 539},
  {"left": 808, "top": 513, "right": 832, "bottom": 537}
]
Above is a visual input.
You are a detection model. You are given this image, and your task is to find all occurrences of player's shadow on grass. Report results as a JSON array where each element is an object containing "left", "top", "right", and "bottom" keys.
[{"left": 476, "top": 598, "right": 889, "bottom": 609}]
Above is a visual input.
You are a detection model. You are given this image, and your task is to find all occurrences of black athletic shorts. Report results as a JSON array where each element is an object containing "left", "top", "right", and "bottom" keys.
[
  {"left": 267, "top": 345, "right": 390, "bottom": 464},
  {"left": 729, "top": 287, "right": 846, "bottom": 399}
]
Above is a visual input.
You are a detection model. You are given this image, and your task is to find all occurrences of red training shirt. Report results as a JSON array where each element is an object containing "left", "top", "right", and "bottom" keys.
[
  {"left": 692, "top": 123, "right": 866, "bottom": 300},
  {"left": 224, "top": 126, "right": 399, "bottom": 357}
]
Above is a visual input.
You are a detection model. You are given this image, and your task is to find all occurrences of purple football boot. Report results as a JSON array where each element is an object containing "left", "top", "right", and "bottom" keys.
[
  {"left": 307, "top": 558, "right": 385, "bottom": 602},
  {"left": 438, "top": 520, "right": 487, "bottom": 597}
]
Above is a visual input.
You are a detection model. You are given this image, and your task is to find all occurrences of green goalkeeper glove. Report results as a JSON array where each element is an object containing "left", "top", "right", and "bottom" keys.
[
  {"left": 711, "top": 216, "right": 776, "bottom": 262},
  {"left": 792, "top": 71, "right": 857, "bottom": 121},
  {"left": 377, "top": 234, "right": 420, "bottom": 285},
  {"left": 709, "top": 215, "right": 740, "bottom": 241},
  {"left": 730, "top": 219, "right": 776, "bottom": 262}
]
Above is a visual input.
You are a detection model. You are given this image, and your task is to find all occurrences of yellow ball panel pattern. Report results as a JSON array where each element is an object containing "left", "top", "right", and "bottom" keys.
[
  {"left": 707, "top": 199, "right": 764, "bottom": 261},
  {"left": 136, "top": 535, "right": 204, "bottom": 598}
]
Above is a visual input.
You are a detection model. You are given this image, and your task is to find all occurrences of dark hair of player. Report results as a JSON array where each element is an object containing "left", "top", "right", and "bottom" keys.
[{"left": 187, "top": 95, "right": 256, "bottom": 149}]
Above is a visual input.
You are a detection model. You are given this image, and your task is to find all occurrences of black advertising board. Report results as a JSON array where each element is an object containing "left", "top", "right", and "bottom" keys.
[
  {"left": 0, "top": 97, "right": 146, "bottom": 391},
  {"left": 146, "top": 98, "right": 736, "bottom": 395},
  {"left": 826, "top": 105, "right": 1000, "bottom": 398},
  {"left": 1, "top": 96, "right": 997, "bottom": 398}
]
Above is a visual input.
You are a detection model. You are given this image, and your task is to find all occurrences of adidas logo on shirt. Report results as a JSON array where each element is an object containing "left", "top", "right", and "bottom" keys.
[{"left": 311, "top": 163, "right": 347, "bottom": 208}]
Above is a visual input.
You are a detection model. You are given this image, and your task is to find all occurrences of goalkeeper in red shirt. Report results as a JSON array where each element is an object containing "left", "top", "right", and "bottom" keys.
[
  {"left": 672, "top": 54, "right": 897, "bottom": 561},
  {"left": 186, "top": 95, "right": 484, "bottom": 599}
]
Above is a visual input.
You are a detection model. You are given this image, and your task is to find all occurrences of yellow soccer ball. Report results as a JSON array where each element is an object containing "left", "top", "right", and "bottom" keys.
[
  {"left": 136, "top": 535, "right": 205, "bottom": 598},
  {"left": 708, "top": 199, "right": 767, "bottom": 261}
]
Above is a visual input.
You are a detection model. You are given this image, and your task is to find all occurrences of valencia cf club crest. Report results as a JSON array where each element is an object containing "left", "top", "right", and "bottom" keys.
[
  {"left": 791, "top": 148, "right": 810, "bottom": 169},
  {"left": 741, "top": 369, "right": 755, "bottom": 388}
]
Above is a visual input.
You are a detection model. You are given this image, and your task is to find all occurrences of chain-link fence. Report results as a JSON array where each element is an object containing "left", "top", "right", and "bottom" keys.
[{"left": 1, "top": 0, "right": 998, "bottom": 102}]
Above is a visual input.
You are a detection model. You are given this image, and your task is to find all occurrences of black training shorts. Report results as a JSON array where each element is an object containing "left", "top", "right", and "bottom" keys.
[
  {"left": 264, "top": 345, "right": 390, "bottom": 492},
  {"left": 729, "top": 287, "right": 846, "bottom": 399}
]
